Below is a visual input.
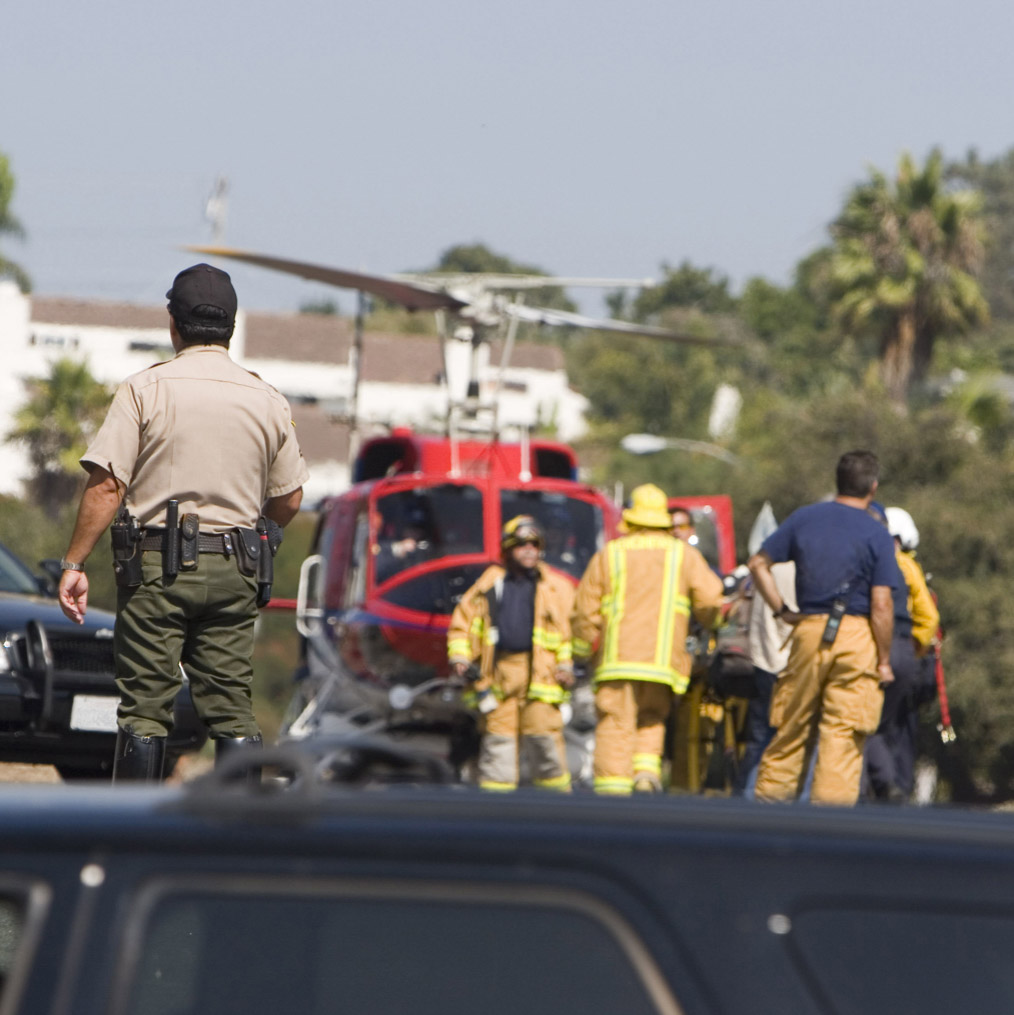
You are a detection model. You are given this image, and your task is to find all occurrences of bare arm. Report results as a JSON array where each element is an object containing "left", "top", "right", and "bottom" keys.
[
  {"left": 58, "top": 467, "right": 124, "bottom": 624},
  {"left": 870, "top": 585, "right": 895, "bottom": 685},
  {"left": 748, "top": 550, "right": 800, "bottom": 625},
  {"left": 264, "top": 487, "right": 303, "bottom": 527}
]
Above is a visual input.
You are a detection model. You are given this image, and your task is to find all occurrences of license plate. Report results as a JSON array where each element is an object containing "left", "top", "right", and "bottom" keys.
[{"left": 70, "top": 695, "right": 119, "bottom": 733}]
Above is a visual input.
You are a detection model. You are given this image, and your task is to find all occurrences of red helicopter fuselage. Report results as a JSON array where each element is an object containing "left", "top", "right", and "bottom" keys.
[{"left": 293, "top": 429, "right": 621, "bottom": 732}]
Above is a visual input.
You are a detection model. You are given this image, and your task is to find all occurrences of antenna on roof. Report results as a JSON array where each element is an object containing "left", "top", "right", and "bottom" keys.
[{"left": 204, "top": 176, "right": 229, "bottom": 246}]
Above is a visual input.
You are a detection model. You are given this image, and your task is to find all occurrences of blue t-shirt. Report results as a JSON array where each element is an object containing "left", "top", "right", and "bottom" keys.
[{"left": 762, "top": 501, "right": 898, "bottom": 616}]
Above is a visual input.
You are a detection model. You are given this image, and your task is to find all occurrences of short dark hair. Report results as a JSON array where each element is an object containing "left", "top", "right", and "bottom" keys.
[
  {"left": 172, "top": 312, "right": 234, "bottom": 346},
  {"left": 836, "top": 450, "right": 880, "bottom": 498}
]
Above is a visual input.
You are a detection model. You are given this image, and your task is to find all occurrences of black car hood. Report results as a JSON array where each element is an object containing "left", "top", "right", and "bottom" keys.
[{"left": 0, "top": 592, "right": 116, "bottom": 638}]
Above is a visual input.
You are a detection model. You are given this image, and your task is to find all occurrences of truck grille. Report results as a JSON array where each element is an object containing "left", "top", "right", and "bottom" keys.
[
  {"left": 7, "top": 631, "right": 115, "bottom": 677},
  {"left": 49, "top": 633, "right": 115, "bottom": 675}
]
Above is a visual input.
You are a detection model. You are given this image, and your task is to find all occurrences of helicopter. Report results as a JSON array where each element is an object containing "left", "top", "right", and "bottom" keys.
[{"left": 187, "top": 246, "right": 737, "bottom": 780}]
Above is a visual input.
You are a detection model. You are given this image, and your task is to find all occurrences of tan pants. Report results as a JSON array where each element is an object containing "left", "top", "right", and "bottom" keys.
[
  {"left": 478, "top": 652, "right": 569, "bottom": 791},
  {"left": 755, "top": 614, "right": 883, "bottom": 807},
  {"left": 593, "top": 680, "right": 673, "bottom": 795}
]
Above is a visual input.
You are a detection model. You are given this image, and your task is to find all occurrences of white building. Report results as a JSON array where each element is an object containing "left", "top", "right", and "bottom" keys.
[{"left": 0, "top": 282, "right": 589, "bottom": 508}]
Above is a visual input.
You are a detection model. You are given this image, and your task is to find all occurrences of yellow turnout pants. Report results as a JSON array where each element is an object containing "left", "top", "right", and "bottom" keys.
[
  {"left": 755, "top": 614, "right": 883, "bottom": 807},
  {"left": 478, "top": 652, "right": 569, "bottom": 792},
  {"left": 593, "top": 679, "right": 673, "bottom": 795}
]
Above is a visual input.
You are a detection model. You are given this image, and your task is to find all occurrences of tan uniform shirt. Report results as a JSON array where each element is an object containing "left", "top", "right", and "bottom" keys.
[{"left": 82, "top": 344, "right": 309, "bottom": 531}]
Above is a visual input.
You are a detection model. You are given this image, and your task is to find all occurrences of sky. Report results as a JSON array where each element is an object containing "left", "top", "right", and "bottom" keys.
[{"left": 3, "top": 0, "right": 1014, "bottom": 318}]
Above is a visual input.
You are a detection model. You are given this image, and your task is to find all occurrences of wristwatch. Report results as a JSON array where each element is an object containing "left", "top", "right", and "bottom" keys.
[{"left": 60, "top": 559, "right": 85, "bottom": 572}]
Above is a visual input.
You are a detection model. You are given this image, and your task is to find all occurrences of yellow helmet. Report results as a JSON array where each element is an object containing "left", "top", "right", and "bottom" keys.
[
  {"left": 621, "top": 483, "right": 672, "bottom": 530},
  {"left": 501, "top": 515, "right": 544, "bottom": 554}
]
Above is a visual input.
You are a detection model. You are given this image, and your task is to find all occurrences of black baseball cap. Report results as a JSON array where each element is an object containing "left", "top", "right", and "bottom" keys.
[{"left": 166, "top": 263, "right": 237, "bottom": 325}]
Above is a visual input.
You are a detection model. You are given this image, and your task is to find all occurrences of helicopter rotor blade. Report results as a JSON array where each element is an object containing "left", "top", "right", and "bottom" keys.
[
  {"left": 186, "top": 246, "right": 469, "bottom": 312},
  {"left": 398, "top": 274, "right": 657, "bottom": 292},
  {"left": 505, "top": 303, "right": 741, "bottom": 345}
]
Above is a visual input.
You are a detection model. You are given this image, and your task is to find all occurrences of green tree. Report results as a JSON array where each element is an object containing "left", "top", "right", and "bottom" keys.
[
  {"left": 947, "top": 146, "right": 1014, "bottom": 322},
  {"left": 0, "top": 152, "right": 30, "bottom": 292},
  {"left": 829, "top": 150, "right": 989, "bottom": 405},
  {"left": 7, "top": 359, "right": 113, "bottom": 518}
]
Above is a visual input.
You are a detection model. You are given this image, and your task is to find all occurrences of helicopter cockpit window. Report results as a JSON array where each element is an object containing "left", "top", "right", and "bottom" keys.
[
  {"left": 373, "top": 485, "right": 485, "bottom": 585},
  {"left": 686, "top": 508, "right": 721, "bottom": 574},
  {"left": 499, "top": 491, "right": 603, "bottom": 581}
]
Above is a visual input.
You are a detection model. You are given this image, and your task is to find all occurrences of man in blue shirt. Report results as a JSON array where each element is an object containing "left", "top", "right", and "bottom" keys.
[{"left": 747, "top": 450, "right": 897, "bottom": 806}]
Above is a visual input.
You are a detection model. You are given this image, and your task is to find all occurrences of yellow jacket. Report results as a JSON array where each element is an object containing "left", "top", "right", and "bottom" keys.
[
  {"left": 897, "top": 550, "right": 939, "bottom": 650},
  {"left": 447, "top": 563, "right": 575, "bottom": 704},
  {"left": 572, "top": 531, "right": 725, "bottom": 694}
]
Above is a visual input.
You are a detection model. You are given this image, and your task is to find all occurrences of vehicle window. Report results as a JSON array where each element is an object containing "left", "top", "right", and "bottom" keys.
[
  {"left": 120, "top": 880, "right": 676, "bottom": 1015},
  {"left": 380, "top": 563, "right": 489, "bottom": 616},
  {"left": 0, "top": 885, "right": 45, "bottom": 1014},
  {"left": 343, "top": 512, "right": 370, "bottom": 609},
  {"left": 688, "top": 508, "right": 721, "bottom": 574},
  {"left": 374, "top": 485, "right": 484, "bottom": 585},
  {"left": 499, "top": 490, "right": 603, "bottom": 580},
  {"left": 789, "top": 904, "right": 1014, "bottom": 1013},
  {"left": 0, "top": 545, "right": 43, "bottom": 596}
]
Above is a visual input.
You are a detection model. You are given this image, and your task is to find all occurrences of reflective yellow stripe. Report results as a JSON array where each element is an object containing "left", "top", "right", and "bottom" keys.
[
  {"left": 447, "top": 639, "right": 471, "bottom": 660},
  {"left": 603, "top": 542, "right": 627, "bottom": 667},
  {"left": 594, "top": 663, "right": 689, "bottom": 694},
  {"left": 479, "top": 781, "right": 516, "bottom": 792},
  {"left": 655, "top": 541, "right": 681, "bottom": 668},
  {"left": 573, "top": 637, "right": 592, "bottom": 657},
  {"left": 595, "top": 776, "right": 633, "bottom": 796},
  {"left": 469, "top": 617, "right": 483, "bottom": 635},
  {"left": 533, "top": 773, "right": 572, "bottom": 791},
  {"left": 533, "top": 627, "right": 562, "bottom": 650},
  {"left": 633, "top": 753, "right": 662, "bottom": 776},
  {"left": 527, "top": 683, "right": 570, "bottom": 705}
]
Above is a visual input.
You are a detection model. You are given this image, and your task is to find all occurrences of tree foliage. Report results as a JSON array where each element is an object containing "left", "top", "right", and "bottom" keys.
[
  {"left": 6, "top": 359, "right": 113, "bottom": 518},
  {"left": 828, "top": 150, "right": 989, "bottom": 404},
  {"left": 0, "top": 152, "right": 30, "bottom": 292}
]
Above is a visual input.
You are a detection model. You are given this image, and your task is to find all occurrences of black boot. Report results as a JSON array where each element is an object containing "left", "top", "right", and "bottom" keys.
[
  {"left": 214, "top": 734, "right": 264, "bottom": 786},
  {"left": 113, "top": 729, "right": 166, "bottom": 784}
]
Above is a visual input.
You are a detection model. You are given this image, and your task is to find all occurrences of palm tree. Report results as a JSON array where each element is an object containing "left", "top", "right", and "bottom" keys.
[
  {"left": 0, "top": 152, "right": 30, "bottom": 292},
  {"left": 829, "top": 150, "right": 989, "bottom": 404},
  {"left": 7, "top": 359, "right": 112, "bottom": 518}
]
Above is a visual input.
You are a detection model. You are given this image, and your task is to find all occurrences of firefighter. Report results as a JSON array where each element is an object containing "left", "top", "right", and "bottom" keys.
[
  {"left": 448, "top": 516, "right": 575, "bottom": 791},
  {"left": 572, "top": 484, "right": 725, "bottom": 795}
]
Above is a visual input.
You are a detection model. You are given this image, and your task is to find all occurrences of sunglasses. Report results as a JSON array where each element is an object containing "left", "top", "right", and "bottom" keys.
[{"left": 515, "top": 538, "right": 542, "bottom": 548}]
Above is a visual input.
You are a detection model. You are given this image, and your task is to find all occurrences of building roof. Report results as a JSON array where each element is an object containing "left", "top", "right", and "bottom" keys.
[
  {"left": 30, "top": 297, "right": 167, "bottom": 329},
  {"left": 28, "top": 299, "right": 566, "bottom": 374}
]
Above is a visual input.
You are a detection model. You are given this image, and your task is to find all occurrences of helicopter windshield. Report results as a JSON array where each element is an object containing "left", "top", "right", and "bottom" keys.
[
  {"left": 499, "top": 490, "right": 603, "bottom": 580},
  {"left": 374, "top": 484, "right": 485, "bottom": 585}
]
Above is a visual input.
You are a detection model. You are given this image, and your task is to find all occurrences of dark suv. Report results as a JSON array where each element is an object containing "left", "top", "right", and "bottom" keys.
[
  {"left": 0, "top": 542, "right": 205, "bottom": 779},
  {"left": 0, "top": 740, "right": 1013, "bottom": 1015}
]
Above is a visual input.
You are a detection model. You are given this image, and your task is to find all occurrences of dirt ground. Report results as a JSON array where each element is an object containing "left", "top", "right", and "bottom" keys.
[
  {"left": 0, "top": 754, "right": 215, "bottom": 784},
  {"left": 0, "top": 763, "right": 61, "bottom": 784}
]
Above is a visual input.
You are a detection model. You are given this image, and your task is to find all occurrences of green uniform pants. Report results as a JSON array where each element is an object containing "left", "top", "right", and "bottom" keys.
[{"left": 114, "top": 552, "right": 261, "bottom": 739}]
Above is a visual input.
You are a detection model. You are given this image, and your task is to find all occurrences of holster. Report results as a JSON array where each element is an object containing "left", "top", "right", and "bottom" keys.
[
  {"left": 111, "top": 508, "right": 144, "bottom": 588},
  {"left": 180, "top": 513, "right": 200, "bottom": 571},
  {"left": 254, "top": 516, "right": 283, "bottom": 608},
  {"left": 232, "top": 526, "right": 261, "bottom": 577}
]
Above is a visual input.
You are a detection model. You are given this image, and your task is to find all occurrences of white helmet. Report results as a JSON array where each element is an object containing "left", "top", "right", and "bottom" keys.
[{"left": 885, "top": 506, "right": 919, "bottom": 551}]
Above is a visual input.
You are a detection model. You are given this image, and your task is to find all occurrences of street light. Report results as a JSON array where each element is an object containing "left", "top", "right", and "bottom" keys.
[{"left": 620, "top": 433, "right": 739, "bottom": 466}]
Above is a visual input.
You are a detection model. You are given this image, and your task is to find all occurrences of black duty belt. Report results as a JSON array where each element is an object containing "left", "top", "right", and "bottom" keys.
[{"left": 141, "top": 529, "right": 232, "bottom": 555}]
